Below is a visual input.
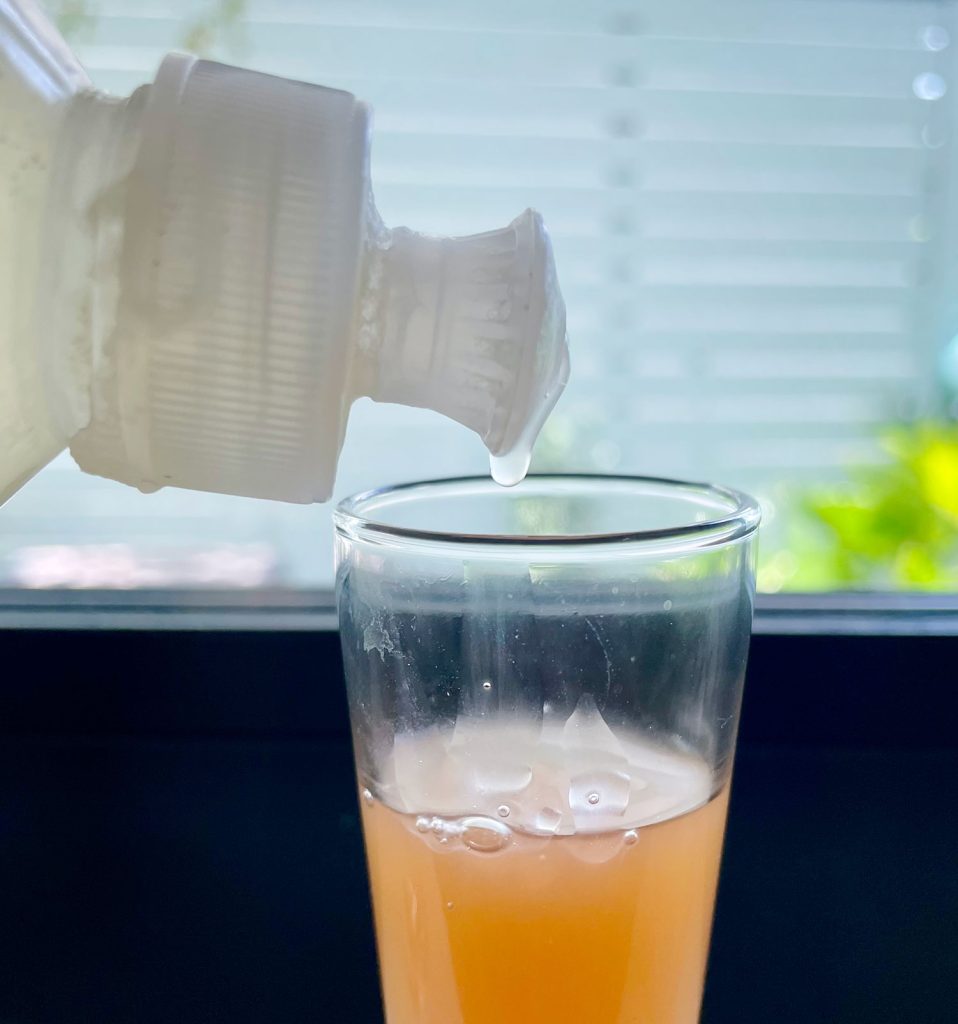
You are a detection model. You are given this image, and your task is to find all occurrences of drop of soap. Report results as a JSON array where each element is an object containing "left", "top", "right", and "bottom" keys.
[
  {"left": 490, "top": 445, "right": 532, "bottom": 487},
  {"left": 488, "top": 302, "right": 570, "bottom": 489}
]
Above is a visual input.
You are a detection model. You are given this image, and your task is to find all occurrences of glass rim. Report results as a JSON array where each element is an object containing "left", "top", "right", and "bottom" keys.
[{"left": 334, "top": 473, "right": 761, "bottom": 549}]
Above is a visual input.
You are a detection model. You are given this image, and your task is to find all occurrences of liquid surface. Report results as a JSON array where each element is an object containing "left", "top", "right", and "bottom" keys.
[
  {"left": 378, "top": 696, "right": 713, "bottom": 835},
  {"left": 360, "top": 706, "right": 729, "bottom": 1024}
]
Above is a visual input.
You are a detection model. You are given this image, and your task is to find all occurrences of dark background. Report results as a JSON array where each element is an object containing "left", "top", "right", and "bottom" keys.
[{"left": 0, "top": 600, "right": 956, "bottom": 1023}]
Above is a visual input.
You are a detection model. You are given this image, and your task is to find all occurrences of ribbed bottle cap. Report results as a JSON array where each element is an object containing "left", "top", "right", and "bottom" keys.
[
  {"left": 71, "top": 54, "right": 370, "bottom": 502},
  {"left": 357, "top": 209, "right": 569, "bottom": 479}
]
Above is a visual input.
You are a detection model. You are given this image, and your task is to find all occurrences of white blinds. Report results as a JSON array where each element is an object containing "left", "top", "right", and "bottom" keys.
[{"left": 2, "top": 0, "right": 954, "bottom": 587}]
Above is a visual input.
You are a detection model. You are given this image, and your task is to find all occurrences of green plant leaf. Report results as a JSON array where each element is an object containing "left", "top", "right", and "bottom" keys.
[{"left": 761, "top": 418, "right": 958, "bottom": 592}]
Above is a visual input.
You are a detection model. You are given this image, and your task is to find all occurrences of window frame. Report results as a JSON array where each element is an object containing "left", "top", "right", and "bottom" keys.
[{"left": 3, "top": 588, "right": 957, "bottom": 635}]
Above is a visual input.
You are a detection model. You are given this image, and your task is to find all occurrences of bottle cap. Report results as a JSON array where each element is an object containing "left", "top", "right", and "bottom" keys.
[{"left": 72, "top": 54, "right": 371, "bottom": 502}]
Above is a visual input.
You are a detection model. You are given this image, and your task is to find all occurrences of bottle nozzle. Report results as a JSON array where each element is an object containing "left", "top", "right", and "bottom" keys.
[{"left": 358, "top": 209, "right": 569, "bottom": 478}]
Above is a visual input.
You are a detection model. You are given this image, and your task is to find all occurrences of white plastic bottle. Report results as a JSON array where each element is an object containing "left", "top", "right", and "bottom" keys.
[{"left": 0, "top": 0, "right": 568, "bottom": 506}]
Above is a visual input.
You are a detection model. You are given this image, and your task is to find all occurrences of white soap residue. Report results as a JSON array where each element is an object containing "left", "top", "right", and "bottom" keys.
[{"left": 376, "top": 694, "right": 711, "bottom": 836}]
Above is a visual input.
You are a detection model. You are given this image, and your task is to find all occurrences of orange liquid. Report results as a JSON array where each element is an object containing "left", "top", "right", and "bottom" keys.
[{"left": 361, "top": 785, "right": 730, "bottom": 1024}]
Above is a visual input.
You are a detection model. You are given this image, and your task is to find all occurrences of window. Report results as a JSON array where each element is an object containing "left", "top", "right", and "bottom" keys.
[
  {"left": 3, "top": 15, "right": 955, "bottom": 1018},
  {"left": 4, "top": 0, "right": 957, "bottom": 591}
]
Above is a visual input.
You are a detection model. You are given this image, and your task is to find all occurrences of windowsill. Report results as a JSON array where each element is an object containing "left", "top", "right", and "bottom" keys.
[{"left": 1, "top": 588, "right": 957, "bottom": 635}]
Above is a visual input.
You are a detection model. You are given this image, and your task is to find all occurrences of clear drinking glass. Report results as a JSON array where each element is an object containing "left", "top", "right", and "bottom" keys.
[{"left": 334, "top": 475, "right": 760, "bottom": 1024}]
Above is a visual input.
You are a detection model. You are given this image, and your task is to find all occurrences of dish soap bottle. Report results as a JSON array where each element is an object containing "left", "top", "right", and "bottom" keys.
[{"left": 0, "top": 0, "right": 568, "bottom": 505}]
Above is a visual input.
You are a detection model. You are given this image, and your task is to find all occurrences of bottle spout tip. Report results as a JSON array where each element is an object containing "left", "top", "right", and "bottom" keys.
[
  {"left": 490, "top": 339, "right": 570, "bottom": 487},
  {"left": 366, "top": 208, "right": 569, "bottom": 475},
  {"left": 487, "top": 210, "right": 570, "bottom": 470}
]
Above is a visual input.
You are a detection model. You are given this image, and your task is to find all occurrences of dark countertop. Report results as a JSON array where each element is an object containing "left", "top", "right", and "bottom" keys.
[{"left": 1, "top": 735, "right": 954, "bottom": 1024}]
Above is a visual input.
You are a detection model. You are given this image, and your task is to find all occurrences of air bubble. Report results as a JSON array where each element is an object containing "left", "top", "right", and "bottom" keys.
[
  {"left": 497, "top": 804, "right": 511, "bottom": 818},
  {"left": 624, "top": 829, "right": 639, "bottom": 846},
  {"left": 415, "top": 816, "right": 430, "bottom": 833},
  {"left": 481, "top": 680, "right": 493, "bottom": 692},
  {"left": 361, "top": 788, "right": 373, "bottom": 806},
  {"left": 430, "top": 817, "right": 445, "bottom": 836},
  {"left": 663, "top": 600, "right": 673, "bottom": 612},
  {"left": 446, "top": 901, "right": 454, "bottom": 910},
  {"left": 460, "top": 816, "right": 511, "bottom": 853},
  {"left": 570, "top": 769, "right": 631, "bottom": 820}
]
